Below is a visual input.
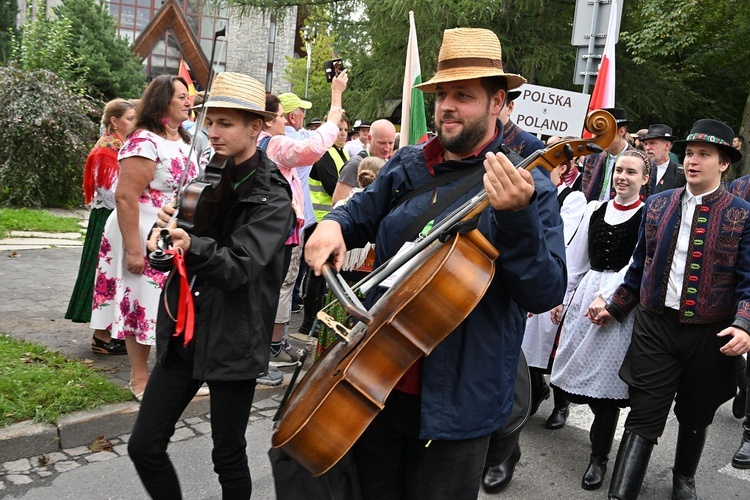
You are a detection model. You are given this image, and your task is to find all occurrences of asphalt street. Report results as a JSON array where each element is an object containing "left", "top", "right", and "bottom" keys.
[{"left": 0, "top": 244, "right": 749, "bottom": 499}]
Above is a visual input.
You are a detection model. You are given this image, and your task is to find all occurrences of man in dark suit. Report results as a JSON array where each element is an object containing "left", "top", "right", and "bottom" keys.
[{"left": 643, "top": 124, "right": 686, "bottom": 194}]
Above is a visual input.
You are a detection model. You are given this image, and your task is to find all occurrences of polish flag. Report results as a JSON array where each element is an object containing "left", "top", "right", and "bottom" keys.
[
  {"left": 400, "top": 11, "right": 428, "bottom": 146},
  {"left": 585, "top": 0, "right": 619, "bottom": 135}
]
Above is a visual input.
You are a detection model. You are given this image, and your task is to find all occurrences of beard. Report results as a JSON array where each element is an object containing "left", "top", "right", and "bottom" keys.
[{"left": 436, "top": 110, "right": 490, "bottom": 156}]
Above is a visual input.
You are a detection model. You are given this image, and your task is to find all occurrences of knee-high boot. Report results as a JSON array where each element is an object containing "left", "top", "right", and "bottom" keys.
[
  {"left": 545, "top": 386, "right": 570, "bottom": 430},
  {"left": 732, "top": 386, "right": 750, "bottom": 469},
  {"left": 529, "top": 368, "right": 550, "bottom": 416},
  {"left": 671, "top": 426, "right": 707, "bottom": 500},
  {"left": 607, "top": 430, "right": 654, "bottom": 500},
  {"left": 582, "top": 403, "right": 620, "bottom": 490},
  {"left": 733, "top": 356, "right": 747, "bottom": 418}
]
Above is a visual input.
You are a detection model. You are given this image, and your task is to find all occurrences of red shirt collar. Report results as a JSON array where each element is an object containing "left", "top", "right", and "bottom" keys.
[{"left": 424, "top": 127, "right": 500, "bottom": 176}]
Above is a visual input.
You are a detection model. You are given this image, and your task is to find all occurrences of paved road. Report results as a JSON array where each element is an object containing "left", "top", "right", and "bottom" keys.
[{"left": 1, "top": 245, "right": 749, "bottom": 498}]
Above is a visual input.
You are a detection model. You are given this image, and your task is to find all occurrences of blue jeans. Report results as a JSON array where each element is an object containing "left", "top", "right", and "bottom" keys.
[{"left": 128, "top": 340, "right": 256, "bottom": 499}]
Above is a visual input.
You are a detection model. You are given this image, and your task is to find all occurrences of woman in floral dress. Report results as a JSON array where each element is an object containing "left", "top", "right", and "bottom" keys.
[
  {"left": 90, "top": 75, "right": 197, "bottom": 400},
  {"left": 66, "top": 98, "right": 136, "bottom": 355}
]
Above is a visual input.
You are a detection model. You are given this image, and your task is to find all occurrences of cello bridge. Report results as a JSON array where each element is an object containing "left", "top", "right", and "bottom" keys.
[{"left": 316, "top": 311, "right": 352, "bottom": 344}]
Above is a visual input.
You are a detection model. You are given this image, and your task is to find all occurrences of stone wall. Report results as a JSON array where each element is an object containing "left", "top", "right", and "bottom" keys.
[{"left": 225, "top": 6, "right": 297, "bottom": 93}]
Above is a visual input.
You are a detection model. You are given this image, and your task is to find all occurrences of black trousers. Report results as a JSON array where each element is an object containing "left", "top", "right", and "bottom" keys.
[
  {"left": 353, "top": 390, "right": 490, "bottom": 500},
  {"left": 128, "top": 339, "right": 257, "bottom": 499},
  {"left": 620, "top": 306, "right": 736, "bottom": 442}
]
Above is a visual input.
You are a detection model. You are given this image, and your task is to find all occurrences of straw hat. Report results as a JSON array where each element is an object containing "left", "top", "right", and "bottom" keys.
[
  {"left": 415, "top": 28, "right": 526, "bottom": 92},
  {"left": 202, "top": 72, "right": 276, "bottom": 120}
]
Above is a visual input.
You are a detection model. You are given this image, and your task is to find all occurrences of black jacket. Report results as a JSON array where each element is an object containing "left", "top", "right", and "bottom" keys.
[
  {"left": 155, "top": 150, "right": 294, "bottom": 381},
  {"left": 650, "top": 159, "right": 685, "bottom": 194}
]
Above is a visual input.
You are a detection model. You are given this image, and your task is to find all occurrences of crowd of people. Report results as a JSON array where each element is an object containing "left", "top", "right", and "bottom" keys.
[{"left": 62, "top": 24, "right": 750, "bottom": 500}]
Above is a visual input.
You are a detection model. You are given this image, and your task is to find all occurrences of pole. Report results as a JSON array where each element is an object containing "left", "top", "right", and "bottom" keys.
[
  {"left": 582, "top": 0, "right": 602, "bottom": 94},
  {"left": 305, "top": 40, "right": 312, "bottom": 98}
]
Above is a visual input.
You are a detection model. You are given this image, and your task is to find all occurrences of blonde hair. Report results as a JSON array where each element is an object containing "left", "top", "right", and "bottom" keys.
[
  {"left": 357, "top": 156, "right": 386, "bottom": 188},
  {"left": 102, "top": 98, "right": 135, "bottom": 132}
]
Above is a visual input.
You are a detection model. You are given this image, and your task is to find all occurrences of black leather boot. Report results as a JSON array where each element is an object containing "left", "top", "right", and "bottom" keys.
[
  {"left": 582, "top": 403, "right": 620, "bottom": 490},
  {"left": 529, "top": 368, "right": 550, "bottom": 416},
  {"left": 545, "top": 386, "right": 570, "bottom": 430},
  {"left": 482, "top": 442, "right": 521, "bottom": 494},
  {"left": 608, "top": 430, "right": 654, "bottom": 500},
  {"left": 671, "top": 426, "right": 706, "bottom": 500},
  {"left": 731, "top": 390, "right": 750, "bottom": 469},
  {"left": 733, "top": 356, "right": 747, "bottom": 418}
]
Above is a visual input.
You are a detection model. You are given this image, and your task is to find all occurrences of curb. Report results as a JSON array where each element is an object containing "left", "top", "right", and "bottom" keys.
[{"left": 0, "top": 395, "right": 210, "bottom": 463}]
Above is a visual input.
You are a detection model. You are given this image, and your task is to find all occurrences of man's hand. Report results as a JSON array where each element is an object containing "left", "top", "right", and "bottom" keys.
[
  {"left": 147, "top": 227, "right": 192, "bottom": 254},
  {"left": 590, "top": 308, "right": 614, "bottom": 327},
  {"left": 483, "top": 151, "right": 535, "bottom": 211},
  {"left": 304, "top": 220, "right": 347, "bottom": 275},
  {"left": 718, "top": 327, "right": 750, "bottom": 356},
  {"left": 155, "top": 204, "right": 176, "bottom": 228},
  {"left": 330, "top": 70, "right": 347, "bottom": 109}
]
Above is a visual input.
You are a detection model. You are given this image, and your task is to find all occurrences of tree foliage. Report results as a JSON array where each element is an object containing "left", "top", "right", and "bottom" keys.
[
  {"left": 0, "top": 66, "right": 99, "bottom": 208},
  {"left": 53, "top": 0, "right": 145, "bottom": 100},
  {"left": 229, "top": 0, "right": 750, "bottom": 140},
  {"left": 12, "top": 13, "right": 89, "bottom": 94},
  {"left": 0, "top": 0, "right": 18, "bottom": 65},
  {"left": 284, "top": 28, "right": 342, "bottom": 120}
]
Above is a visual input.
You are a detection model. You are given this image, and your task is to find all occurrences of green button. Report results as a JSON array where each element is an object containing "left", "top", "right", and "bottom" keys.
[
  {"left": 687, "top": 287, "right": 697, "bottom": 294},
  {"left": 684, "top": 311, "right": 694, "bottom": 317},
  {"left": 690, "top": 263, "right": 700, "bottom": 270}
]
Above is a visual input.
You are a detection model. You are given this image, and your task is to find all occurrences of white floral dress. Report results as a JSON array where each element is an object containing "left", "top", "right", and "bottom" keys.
[{"left": 90, "top": 130, "right": 197, "bottom": 345}]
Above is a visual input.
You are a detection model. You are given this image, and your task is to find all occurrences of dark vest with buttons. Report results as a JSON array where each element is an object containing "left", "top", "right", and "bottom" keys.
[{"left": 588, "top": 203, "right": 643, "bottom": 272}]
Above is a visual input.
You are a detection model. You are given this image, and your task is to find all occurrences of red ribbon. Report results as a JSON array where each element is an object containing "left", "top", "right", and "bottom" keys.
[{"left": 166, "top": 249, "right": 195, "bottom": 346}]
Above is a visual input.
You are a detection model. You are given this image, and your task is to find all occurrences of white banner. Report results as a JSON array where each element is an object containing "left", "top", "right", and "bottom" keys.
[{"left": 512, "top": 84, "right": 591, "bottom": 137}]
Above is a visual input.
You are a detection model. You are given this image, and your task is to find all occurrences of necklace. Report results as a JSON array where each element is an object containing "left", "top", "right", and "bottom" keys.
[{"left": 612, "top": 197, "right": 641, "bottom": 211}]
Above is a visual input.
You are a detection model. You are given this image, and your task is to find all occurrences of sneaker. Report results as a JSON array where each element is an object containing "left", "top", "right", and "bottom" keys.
[
  {"left": 269, "top": 340, "right": 303, "bottom": 367},
  {"left": 291, "top": 301, "right": 304, "bottom": 313},
  {"left": 257, "top": 366, "right": 283, "bottom": 386}
]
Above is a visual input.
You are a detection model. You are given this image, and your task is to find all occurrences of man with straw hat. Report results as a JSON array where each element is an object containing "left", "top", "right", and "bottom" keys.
[
  {"left": 594, "top": 119, "right": 750, "bottom": 499},
  {"left": 129, "top": 72, "right": 295, "bottom": 499},
  {"left": 305, "top": 27, "right": 566, "bottom": 499}
]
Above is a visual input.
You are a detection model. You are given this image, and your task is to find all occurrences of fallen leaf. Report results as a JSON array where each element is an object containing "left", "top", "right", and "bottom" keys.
[
  {"left": 37, "top": 454, "right": 50, "bottom": 467},
  {"left": 88, "top": 435, "right": 113, "bottom": 452},
  {"left": 80, "top": 358, "right": 94, "bottom": 365},
  {"left": 8, "top": 251, "right": 20, "bottom": 258}
]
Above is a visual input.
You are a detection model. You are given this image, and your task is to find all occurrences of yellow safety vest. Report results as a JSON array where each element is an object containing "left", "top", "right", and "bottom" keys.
[{"left": 310, "top": 146, "right": 349, "bottom": 222}]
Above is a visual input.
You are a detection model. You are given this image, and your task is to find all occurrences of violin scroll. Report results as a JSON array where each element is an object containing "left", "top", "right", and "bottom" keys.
[{"left": 148, "top": 228, "right": 175, "bottom": 271}]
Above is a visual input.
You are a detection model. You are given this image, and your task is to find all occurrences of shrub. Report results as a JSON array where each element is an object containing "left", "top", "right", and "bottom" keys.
[{"left": 0, "top": 66, "right": 99, "bottom": 208}]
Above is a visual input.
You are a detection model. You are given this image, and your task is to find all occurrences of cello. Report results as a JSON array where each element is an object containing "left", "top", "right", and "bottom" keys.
[{"left": 272, "top": 110, "right": 618, "bottom": 476}]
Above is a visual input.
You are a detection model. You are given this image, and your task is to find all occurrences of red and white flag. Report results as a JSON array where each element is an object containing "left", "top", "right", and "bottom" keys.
[
  {"left": 400, "top": 11, "right": 428, "bottom": 146},
  {"left": 587, "top": 0, "right": 618, "bottom": 115}
]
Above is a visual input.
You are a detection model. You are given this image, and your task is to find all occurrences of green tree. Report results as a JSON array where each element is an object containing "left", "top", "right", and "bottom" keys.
[
  {"left": 12, "top": 11, "right": 88, "bottom": 93},
  {"left": 54, "top": 0, "right": 145, "bottom": 99},
  {"left": 0, "top": 66, "right": 99, "bottom": 208},
  {"left": 285, "top": 27, "right": 342, "bottom": 120},
  {"left": 0, "top": 0, "right": 18, "bottom": 64}
]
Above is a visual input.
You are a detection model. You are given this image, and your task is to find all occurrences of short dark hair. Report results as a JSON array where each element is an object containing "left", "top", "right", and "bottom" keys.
[
  {"left": 480, "top": 76, "right": 508, "bottom": 101},
  {"left": 736, "top": 135, "right": 745, "bottom": 144},
  {"left": 265, "top": 92, "right": 281, "bottom": 116}
]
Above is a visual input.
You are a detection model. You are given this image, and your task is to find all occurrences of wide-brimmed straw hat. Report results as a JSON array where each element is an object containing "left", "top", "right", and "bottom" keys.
[
  {"left": 673, "top": 119, "right": 742, "bottom": 163},
  {"left": 202, "top": 72, "right": 276, "bottom": 120},
  {"left": 415, "top": 28, "right": 526, "bottom": 92}
]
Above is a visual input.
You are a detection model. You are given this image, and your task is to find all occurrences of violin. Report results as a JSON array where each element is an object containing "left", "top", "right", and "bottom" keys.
[
  {"left": 148, "top": 153, "right": 236, "bottom": 270},
  {"left": 271, "top": 110, "right": 618, "bottom": 476}
]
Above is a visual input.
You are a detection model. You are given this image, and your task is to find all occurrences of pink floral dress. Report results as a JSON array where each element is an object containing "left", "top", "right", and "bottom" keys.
[{"left": 90, "top": 130, "right": 197, "bottom": 345}]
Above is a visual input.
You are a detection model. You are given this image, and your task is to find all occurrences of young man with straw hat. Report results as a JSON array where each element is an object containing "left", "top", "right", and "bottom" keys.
[
  {"left": 128, "top": 72, "right": 295, "bottom": 500},
  {"left": 305, "top": 27, "right": 566, "bottom": 499},
  {"left": 595, "top": 119, "right": 750, "bottom": 499}
]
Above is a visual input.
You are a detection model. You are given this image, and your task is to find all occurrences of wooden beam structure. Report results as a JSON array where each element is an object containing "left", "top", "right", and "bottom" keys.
[{"left": 132, "top": 0, "right": 210, "bottom": 87}]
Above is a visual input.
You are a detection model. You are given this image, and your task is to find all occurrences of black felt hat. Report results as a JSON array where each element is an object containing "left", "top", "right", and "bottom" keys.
[
  {"left": 642, "top": 124, "right": 675, "bottom": 142},
  {"left": 673, "top": 119, "right": 742, "bottom": 163},
  {"left": 601, "top": 107, "right": 631, "bottom": 126},
  {"left": 508, "top": 90, "right": 521, "bottom": 102}
]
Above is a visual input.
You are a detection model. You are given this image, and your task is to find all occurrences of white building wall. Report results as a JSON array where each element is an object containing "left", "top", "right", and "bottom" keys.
[{"left": 226, "top": 6, "right": 296, "bottom": 93}]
